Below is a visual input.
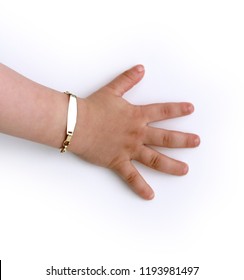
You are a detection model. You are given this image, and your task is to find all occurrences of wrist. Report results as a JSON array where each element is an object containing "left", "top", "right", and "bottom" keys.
[
  {"left": 67, "top": 97, "right": 88, "bottom": 156},
  {"left": 60, "top": 92, "right": 78, "bottom": 153}
]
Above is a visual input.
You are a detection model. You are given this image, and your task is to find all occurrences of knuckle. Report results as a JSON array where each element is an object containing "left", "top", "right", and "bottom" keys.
[
  {"left": 105, "top": 83, "right": 117, "bottom": 92},
  {"left": 129, "top": 128, "right": 145, "bottom": 147},
  {"left": 126, "top": 171, "right": 138, "bottom": 185},
  {"left": 132, "top": 105, "right": 145, "bottom": 123},
  {"left": 162, "top": 133, "right": 170, "bottom": 146},
  {"left": 122, "top": 70, "right": 136, "bottom": 83},
  {"left": 185, "top": 134, "right": 193, "bottom": 147},
  {"left": 186, "top": 136, "right": 192, "bottom": 147},
  {"left": 128, "top": 107, "right": 145, "bottom": 141},
  {"left": 161, "top": 105, "right": 170, "bottom": 117},
  {"left": 135, "top": 104, "right": 143, "bottom": 116},
  {"left": 149, "top": 154, "right": 161, "bottom": 169},
  {"left": 108, "top": 157, "right": 122, "bottom": 170}
]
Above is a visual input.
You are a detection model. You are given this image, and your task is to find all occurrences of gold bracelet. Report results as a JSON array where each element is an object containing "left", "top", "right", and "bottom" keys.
[{"left": 60, "top": 91, "right": 78, "bottom": 153}]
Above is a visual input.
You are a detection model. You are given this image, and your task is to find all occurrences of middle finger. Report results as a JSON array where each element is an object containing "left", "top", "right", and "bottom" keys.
[{"left": 144, "top": 126, "right": 200, "bottom": 148}]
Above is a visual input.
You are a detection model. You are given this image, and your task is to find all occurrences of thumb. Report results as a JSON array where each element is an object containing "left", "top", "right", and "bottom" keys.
[{"left": 105, "top": 65, "right": 145, "bottom": 97}]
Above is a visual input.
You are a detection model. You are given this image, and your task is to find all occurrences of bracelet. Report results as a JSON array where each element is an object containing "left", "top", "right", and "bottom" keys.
[{"left": 60, "top": 91, "right": 78, "bottom": 153}]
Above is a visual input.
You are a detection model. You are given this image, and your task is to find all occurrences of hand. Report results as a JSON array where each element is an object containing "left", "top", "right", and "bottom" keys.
[{"left": 70, "top": 65, "right": 200, "bottom": 200}]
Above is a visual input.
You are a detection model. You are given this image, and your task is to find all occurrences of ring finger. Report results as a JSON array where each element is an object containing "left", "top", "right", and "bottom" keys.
[{"left": 135, "top": 145, "right": 188, "bottom": 175}]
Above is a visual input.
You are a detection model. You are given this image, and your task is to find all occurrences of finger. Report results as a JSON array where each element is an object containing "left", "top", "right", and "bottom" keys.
[
  {"left": 105, "top": 65, "right": 145, "bottom": 97},
  {"left": 141, "top": 102, "right": 194, "bottom": 123},
  {"left": 135, "top": 146, "right": 188, "bottom": 175},
  {"left": 113, "top": 160, "right": 154, "bottom": 200},
  {"left": 144, "top": 127, "right": 200, "bottom": 148}
]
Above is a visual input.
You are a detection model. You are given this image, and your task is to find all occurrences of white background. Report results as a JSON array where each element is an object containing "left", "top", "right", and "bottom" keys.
[{"left": 0, "top": 1, "right": 243, "bottom": 279}]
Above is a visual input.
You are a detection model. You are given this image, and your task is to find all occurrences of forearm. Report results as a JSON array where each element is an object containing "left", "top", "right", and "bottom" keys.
[{"left": 0, "top": 63, "right": 69, "bottom": 149}]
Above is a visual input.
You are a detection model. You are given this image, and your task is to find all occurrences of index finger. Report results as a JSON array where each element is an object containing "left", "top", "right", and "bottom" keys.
[{"left": 140, "top": 102, "right": 194, "bottom": 123}]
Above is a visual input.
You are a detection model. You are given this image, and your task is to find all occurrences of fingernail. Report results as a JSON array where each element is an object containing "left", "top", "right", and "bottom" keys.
[
  {"left": 183, "top": 164, "right": 189, "bottom": 174},
  {"left": 194, "top": 137, "right": 200, "bottom": 146},
  {"left": 148, "top": 192, "right": 155, "bottom": 200},
  {"left": 188, "top": 104, "right": 194, "bottom": 113},
  {"left": 136, "top": 65, "right": 144, "bottom": 73}
]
